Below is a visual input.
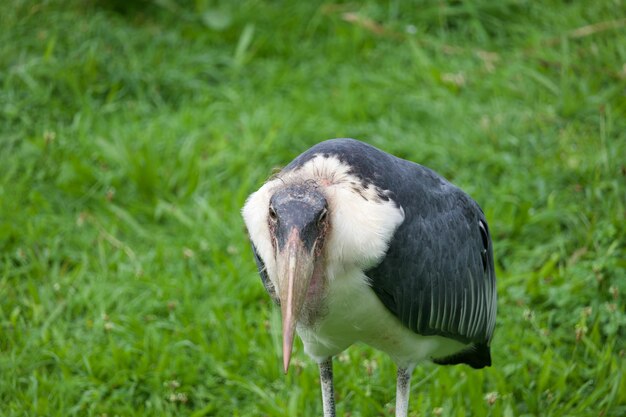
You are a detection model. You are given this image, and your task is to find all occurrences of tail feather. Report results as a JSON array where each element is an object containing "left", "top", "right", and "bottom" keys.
[{"left": 433, "top": 342, "right": 491, "bottom": 369}]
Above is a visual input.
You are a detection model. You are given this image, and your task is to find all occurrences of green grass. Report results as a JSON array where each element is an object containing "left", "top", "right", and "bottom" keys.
[{"left": 1, "top": 0, "right": 625, "bottom": 416}]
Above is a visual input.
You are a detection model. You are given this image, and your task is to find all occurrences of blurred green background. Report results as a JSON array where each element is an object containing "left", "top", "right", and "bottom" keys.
[{"left": 1, "top": 0, "right": 625, "bottom": 416}]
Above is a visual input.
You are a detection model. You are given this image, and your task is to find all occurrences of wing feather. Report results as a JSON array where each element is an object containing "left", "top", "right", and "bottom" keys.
[
  {"left": 251, "top": 243, "right": 279, "bottom": 305},
  {"left": 364, "top": 162, "right": 497, "bottom": 355}
]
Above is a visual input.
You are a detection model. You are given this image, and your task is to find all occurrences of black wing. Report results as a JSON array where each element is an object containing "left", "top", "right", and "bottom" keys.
[
  {"left": 365, "top": 165, "right": 496, "bottom": 369},
  {"left": 251, "top": 243, "right": 279, "bottom": 305},
  {"left": 286, "top": 139, "right": 496, "bottom": 367},
  {"left": 367, "top": 185, "right": 496, "bottom": 367}
]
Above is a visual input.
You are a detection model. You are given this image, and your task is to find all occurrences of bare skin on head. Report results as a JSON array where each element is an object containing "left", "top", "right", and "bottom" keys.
[{"left": 268, "top": 183, "right": 329, "bottom": 373}]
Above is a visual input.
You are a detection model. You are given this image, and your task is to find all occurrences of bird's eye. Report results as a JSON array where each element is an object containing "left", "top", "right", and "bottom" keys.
[
  {"left": 269, "top": 206, "right": 277, "bottom": 222},
  {"left": 318, "top": 208, "right": 328, "bottom": 225}
]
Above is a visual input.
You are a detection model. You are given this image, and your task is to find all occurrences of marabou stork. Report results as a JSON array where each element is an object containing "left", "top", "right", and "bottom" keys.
[{"left": 242, "top": 138, "right": 496, "bottom": 417}]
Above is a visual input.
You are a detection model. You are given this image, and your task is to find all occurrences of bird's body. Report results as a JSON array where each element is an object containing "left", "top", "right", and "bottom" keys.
[
  {"left": 297, "top": 264, "right": 467, "bottom": 367},
  {"left": 242, "top": 138, "right": 496, "bottom": 416}
]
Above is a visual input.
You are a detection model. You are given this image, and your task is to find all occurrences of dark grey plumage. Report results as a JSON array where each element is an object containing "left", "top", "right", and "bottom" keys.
[{"left": 252, "top": 244, "right": 277, "bottom": 304}]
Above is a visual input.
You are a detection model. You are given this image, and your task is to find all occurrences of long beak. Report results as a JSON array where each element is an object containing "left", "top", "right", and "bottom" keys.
[{"left": 277, "top": 228, "right": 315, "bottom": 374}]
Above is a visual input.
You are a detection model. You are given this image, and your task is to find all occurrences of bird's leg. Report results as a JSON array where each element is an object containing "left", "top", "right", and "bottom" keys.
[
  {"left": 319, "top": 358, "right": 336, "bottom": 417},
  {"left": 395, "top": 365, "right": 415, "bottom": 417}
]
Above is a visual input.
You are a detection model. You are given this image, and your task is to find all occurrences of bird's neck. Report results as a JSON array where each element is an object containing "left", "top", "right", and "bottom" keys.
[{"left": 299, "top": 258, "right": 328, "bottom": 326}]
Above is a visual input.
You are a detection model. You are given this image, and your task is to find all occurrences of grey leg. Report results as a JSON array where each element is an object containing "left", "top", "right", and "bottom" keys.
[
  {"left": 395, "top": 366, "right": 414, "bottom": 417},
  {"left": 319, "top": 358, "right": 336, "bottom": 417}
]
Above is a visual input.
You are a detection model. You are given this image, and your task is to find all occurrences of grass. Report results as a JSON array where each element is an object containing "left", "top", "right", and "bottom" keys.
[{"left": 1, "top": 0, "right": 625, "bottom": 416}]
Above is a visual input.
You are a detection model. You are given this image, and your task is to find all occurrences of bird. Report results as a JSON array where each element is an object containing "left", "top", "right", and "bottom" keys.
[{"left": 241, "top": 138, "right": 496, "bottom": 417}]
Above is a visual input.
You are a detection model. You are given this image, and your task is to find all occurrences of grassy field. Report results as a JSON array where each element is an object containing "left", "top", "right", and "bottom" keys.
[{"left": 1, "top": 0, "right": 625, "bottom": 416}]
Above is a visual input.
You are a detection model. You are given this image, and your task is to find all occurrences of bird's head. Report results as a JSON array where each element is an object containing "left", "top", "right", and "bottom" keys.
[{"left": 268, "top": 183, "right": 330, "bottom": 373}]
